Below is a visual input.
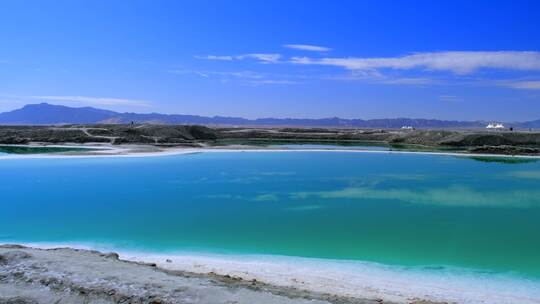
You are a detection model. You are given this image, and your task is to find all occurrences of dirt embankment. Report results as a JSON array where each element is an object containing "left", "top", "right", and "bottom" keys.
[
  {"left": 218, "top": 127, "right": 540, "bottom": 154},
  {"left": 1, "top": 125, "right": 539, "bottom": 155},
  {"left": 0, "top": 125, "right": 218, "bottom": 145}
]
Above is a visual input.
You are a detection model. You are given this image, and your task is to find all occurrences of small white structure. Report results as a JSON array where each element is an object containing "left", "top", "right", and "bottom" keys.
[
  {"left": 401, "top": 126, "right": 414, "bottom": 130},
  {"left": 486, "top": 123, "right": 505, "bottom": 129}
]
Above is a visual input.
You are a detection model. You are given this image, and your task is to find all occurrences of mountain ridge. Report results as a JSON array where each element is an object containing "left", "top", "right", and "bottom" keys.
[{"left": 0, "top": 103, "right": 539, "bottom": 128}]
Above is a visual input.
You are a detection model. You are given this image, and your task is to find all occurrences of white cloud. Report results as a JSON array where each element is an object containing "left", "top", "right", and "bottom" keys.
[
  {"left": 170, "top": 69, "right": 265, "bottom": 79},
  {"left": 29, "top": 95, "right": 150, "bottom": 107},
  {"left": 503, "top": 80, "right": 540, "bottom": 90},
  {"left": 196, "top": 53, "right": 282, "bottom": 64},
  {"left": 192, "top": 50, "right": 540, "bottom": 89},
  {"left": 237, "top": 53, "right": 282, "bottom": 63},
  {"left": 194, "top": 55, "right": 234, "bottom": 61},
  {"left": 0, "top": 98, "right": 25, "bottom": 112},
  {"left": 381, "top": 77, "right": 435, "bottom": 85},
  {"left": 283, "top": 44, "right": 332, "bottom": 52},
  {"left": 195, "top": 71, "right": 210, "bottom": 78},
  {"left": 170, "top": 69, "right": 299, "bottom": 85},
  {"left": 438, "top": 95, "right": 462, "bottom": 102},
  {"left": 324, "top": 73, "right": 436, "bottom": 85},
  {"left": 216, "top": 71, "right": 265, "bottom": 79},
  {"left": 248, "top": 79, "right": 300, "bottom": 85},
  {"left": 291, "top": 51, "right": 540, "bottom": 74}
]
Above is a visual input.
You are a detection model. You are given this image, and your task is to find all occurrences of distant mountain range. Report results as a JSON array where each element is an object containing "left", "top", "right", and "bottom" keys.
[{"left": 1, "top": 103, "right": 539, "bottom": 129}]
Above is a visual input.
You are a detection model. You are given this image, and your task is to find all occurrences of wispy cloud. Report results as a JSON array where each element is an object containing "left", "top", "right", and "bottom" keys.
[
  {"left": 196, "top": 53, "right": 282, "bottom": 64},
  {"left": 28, "top": 95, "right": 151, "bottom": 107},
  {"left": 381, "top": 77, "right": 436, "bottom": 85},
  {"left": 502, "top": 80, "right": 540, "bottom": 90},
  {"left": 238, "top": 53, "right": 281, "bottom": 63},
  {"left": 192, "top": 49, "right": 540, "bottom": 90},
  {"left": 325, "top": 72, "right": 436, "bottom": 86},
  {"left": 247, "top": 79, "right": 300, "bottom": 85},
  {"left": 0, "top": 98, "right": 25, "bottom": 112},
  {"left": 291, "top": 51, "right": 540, "bottom": 74},
  {"left": 194, "top": 55, "right": 234, "bottom": 61},
  {"left": 438, "top": 95, "right": 463, "bottom": 102},
  {"left": 194, "top": 71, "right": 210, "bottom": 78},
  {"left": 170, "top": 69, "right": 265, "bottom": 79},
  {"left": 170, "top": 69, "right": 300, "bottom": 85},
  {"left": 283, "top": 44, "right": 332, "bottom": 52}
]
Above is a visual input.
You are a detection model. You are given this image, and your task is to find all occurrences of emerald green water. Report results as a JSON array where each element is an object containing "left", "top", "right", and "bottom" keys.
[
  {"left": 0, "top": 145, "right": 95, "bottom": 154},
  {"left": 1, "top": 152, "right": 540, "bottom": 281}
]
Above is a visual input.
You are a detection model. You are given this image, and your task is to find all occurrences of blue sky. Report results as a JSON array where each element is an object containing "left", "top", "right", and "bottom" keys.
[{"left": 1, "top": 0, "right": 540, "bottom": 121}]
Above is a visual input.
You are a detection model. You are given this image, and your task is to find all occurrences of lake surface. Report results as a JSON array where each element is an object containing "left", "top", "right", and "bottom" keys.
[{"left": 1, "top": 151, "right": 540, "bottom": 300}]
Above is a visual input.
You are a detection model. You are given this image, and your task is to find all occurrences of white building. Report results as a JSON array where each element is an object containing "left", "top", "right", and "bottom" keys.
[
  {"left": 401, "top": 126, "right": 414, "bottom": 130},
  {"left": 486, "top": 123, "right": 505, "bottom": 129}
]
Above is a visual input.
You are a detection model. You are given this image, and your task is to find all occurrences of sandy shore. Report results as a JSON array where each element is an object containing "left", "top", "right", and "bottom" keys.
[{"left": 0, "top": 244, "right": 445, "bottom": 304}]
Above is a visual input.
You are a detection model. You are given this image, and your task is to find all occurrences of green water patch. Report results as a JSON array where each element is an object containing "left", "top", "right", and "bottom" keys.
[
  {"left": 465, "top": 156, "right": 539, "bottom": 164},
  {"left": 0, "top": 145, "right": 96, "bottom": 154}
]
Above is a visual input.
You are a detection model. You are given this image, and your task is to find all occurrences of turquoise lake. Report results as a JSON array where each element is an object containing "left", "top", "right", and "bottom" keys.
[{"left": 1, "top": 151, "right": 540, "bottom": 281}]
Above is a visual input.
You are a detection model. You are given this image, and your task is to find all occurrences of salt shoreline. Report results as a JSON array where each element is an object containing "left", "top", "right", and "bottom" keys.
[
  {"left": 0, "top": 244, "right": 419, "bottom": 304},
  {"left": 3, "top": 243, "right": 540, "bottom": 304},
  {"left": 1, "top": 143, "right": 540, "bottom": 160}
]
